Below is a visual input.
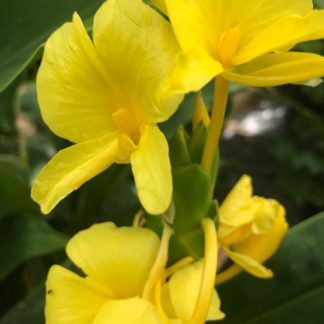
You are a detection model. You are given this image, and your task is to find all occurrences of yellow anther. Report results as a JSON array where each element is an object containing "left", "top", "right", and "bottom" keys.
[
  {"left": 192, "top": 93, "right": 210, "bottom": 130},
  {"left": 218, "top": 27, "right": 240, "bottom": 68}
]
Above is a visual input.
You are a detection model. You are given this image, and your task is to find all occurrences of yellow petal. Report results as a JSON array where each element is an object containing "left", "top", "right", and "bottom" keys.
[
  {"left": 221, "top": 0, "right": 312, "bottom": 59},
  {"left": 93, "top": 0, "right": 183, "bottom": 124},
  {"left": 92, "top": 298, "right": 162, "bottom": 324},
  {"left": 165, "top": 0, "right": 217, "bottom": 54},
  {"left": 31, "top": 134, "right": 120, "bottom": 214},
  {"left": 252, "top": 198, "right": 281, "bottom": 234},
  {"left": 235, "top": 10, "right": 324, "bottom": 65},
  {"left": 37, "top": 13, "right": 116, "bottom": 143},
  {"left": 217, "top": 209, "right": 288, "bottom": 284},
  {"left": 225, "top": 52, "right": 324, "bottom": 87},
  {"left": 160, "top": 50, "right": 223, "bottom": 97},
  {"left": 192, "top": 93, "right": 210, "bottom": 130},
  {"left": 233, "top": 206, "right": 289, "bottom": 263},
  {"left": 151, "top": 0, "right": 167, "bottom": 15},
  {"left": 131, "top": 125, "right": 172, "bottom": 215},
  {"left": 66, "top": 222, "right": 160, "bottom": 299},
  {"left": 162, "top": 261, "right": 224, "bottom": 322},
  {"left": 219, "top": 175, "right": 253, "bottom": 226},
  {"left": 224, "top": 247, "right": 273, "bottom": 279},
  {"left": 45, "top": 265, "right": 108, "bottom": 324}
]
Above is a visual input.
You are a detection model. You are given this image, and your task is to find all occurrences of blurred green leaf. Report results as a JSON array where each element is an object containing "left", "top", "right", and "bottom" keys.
[
  {"left": 0, "top": 0, "right": 103, "bottom": 92},
  {"left": 0, "top": 214, "right": 67, "bottom": 281},
  {"left": 0, "top": 284, "right": 45, "bottom": 324},
  {"left": 218, "top": 211, "right": 324, "bottom": 323},
  {"left": 0, "top": 155, "right": 36, "bottom": 219}
]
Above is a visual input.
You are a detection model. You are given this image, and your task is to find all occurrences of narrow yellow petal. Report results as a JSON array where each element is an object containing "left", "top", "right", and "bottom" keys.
[
  {"left": 45, "top": 265, "right": 108, "bottom": 324},
  {"left": 92, "top": 298, "right": 163, "bottom": 324},
  {"left": 131, "top": 125, "right": 172, "bottom": 215},
  {"left": 93, "top": 0, "right": 183, "bottom": 123},
  {"left": 31, "top": 134, "right": 121, "bottom": 214},
  {"left": 225, "top": 52, "right": 324, "bottom": 87},
  {"left": 37, "top": 13, "right": 116, "bottom": 143},
  {"left": 224, "top": 247, "right": 273, "bottom": 279},
  {"left": 66, "top": 222, "right": 160, "bottom": 299},
  {"left": 192, "top": 93, "right": 210, "bottom": 130},
  {"left": 235, "top": 10, "right": 324, "bottom": 65}
]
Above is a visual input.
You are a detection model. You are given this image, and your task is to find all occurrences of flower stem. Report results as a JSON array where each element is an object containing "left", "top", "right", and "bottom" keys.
[
  {"left": 189, "top": 218, "right": 218, "bottom": 324},
  {"left": 201, "top": 76, "right": 229, "bottom": 176}
]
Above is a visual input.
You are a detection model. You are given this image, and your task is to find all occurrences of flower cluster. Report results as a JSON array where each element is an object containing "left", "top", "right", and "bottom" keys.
[{"left": 32, "top": 0, "right": 324, "bottom": 323}]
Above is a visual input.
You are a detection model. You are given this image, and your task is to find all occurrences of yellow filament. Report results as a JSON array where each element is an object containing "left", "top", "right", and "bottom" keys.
[
  {"left": 215, "top": 265, "right": 241, "bottom": 286},
  {"left": 189, "top": 218, "right": 218, "bottom": 324},
  {"left": 218, "top": 27, "right": 240, "bottom": 68},
  {"left": 143, "top": 222, "right": 173, "bottom": 302},
  {"left": 165, "top": 256, "right": 194, "bottom": 278},
  {"left": 201, "top": 76, "right": 229, "bottom": 176}
]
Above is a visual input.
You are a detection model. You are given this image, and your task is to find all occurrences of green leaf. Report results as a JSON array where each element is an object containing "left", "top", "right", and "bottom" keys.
[
  {"left": 0, "top": 0, "right": 103, "bottom": 92},
  {"left": 217, "top": 211, "right": 324, "bottom": 323},
  {"left": 0, "top": 214, "right": 67, "bottom": 281},
  {"left": 0, "top": 284, "right": 45, "bottom": 324},
  {"left": 0, "top": 155, "right": 37, "bottom": 219}
]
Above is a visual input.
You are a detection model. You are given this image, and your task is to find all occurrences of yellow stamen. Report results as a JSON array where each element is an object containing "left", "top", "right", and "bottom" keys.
[
  {"left": 201, "top": 76, "right": 229, "bottom": 176},
  {"left": 215, "top": 265, "right": 241, "bottom": 286},
  {"left": 143, "top": 222, "right": 173, "bottom": 302},
  {"left": 189, "top": 218, "right": 218, "bottom": 324},
  {"left": 218, "top": 27, "right": 240, "bottom": 68},
  {"left": 165, "top": 256, "right": 194, "bottom": 278}
]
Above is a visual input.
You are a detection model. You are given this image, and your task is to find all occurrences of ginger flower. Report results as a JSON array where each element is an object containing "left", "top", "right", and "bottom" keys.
[
  {"left": 45, "top": 221, "right": 224, "bottom": 323},
  {"left": 31, "top": 0, "right": 183, "bottom": 215},
  {"left": 215, "top": 175, "right": 288, "bottom": 285},
  {"left": 156, "top": 0, "right": 324, "bottom": 94}
]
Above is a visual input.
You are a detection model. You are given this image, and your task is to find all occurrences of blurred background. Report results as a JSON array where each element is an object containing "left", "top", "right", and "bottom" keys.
[{"left": 0, "top": 0, "right": 323, "bottom": 322}]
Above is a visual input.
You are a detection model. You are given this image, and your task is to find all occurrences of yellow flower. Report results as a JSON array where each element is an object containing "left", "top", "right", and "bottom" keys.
[
  {"left": 156, "top": 0, "right": 324, "bottom": 94},
  {"left": 216, "top": 175, "right": 288, "bottom": 285},
  {"left": 45, "top": 221, "right": 224, "bottom": 323},
  {"left": 31, "top": 0, "right": 183, "bottom": 215}
]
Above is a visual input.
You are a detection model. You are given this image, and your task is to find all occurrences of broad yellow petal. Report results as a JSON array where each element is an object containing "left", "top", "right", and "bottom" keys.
[
  {"left": 92, "top": 298, "right": 162, "bottom": 324},
  {"left": 224, "top": 247, "right": 273, "bottom": 279},
  {"left": 45, "top": 265, "right": 108, "bottom": 324},
  {"left": 93, "top": 0, "right": 183, "bottom": 124},
  {"left": 219, "top": 175, "right": 253, "bottom": 226},
  {"left": 165, "top": 0, "right": 217, "bottom": 54},
  {"left": 151, "top": 0, "right": 167, "bottom": 15},
  {"left": 235, "top": 10, "right": 324, "bottom": 65},
  {"left": 162, "top": 261, "right": 224, "bottom": 322},
  {"left": 160, "top": 51, "right": 223, "bottom": 96},
  {"left": 37, "top": 13, "right": 116, "bottom": 143},
  {"left": 131, "top": 125, "right": 172, "bottom": 215},
  {"left": 67, "top": 222, "right": 160, "bottom": 299},
  {"left": 31, "top": 134, "right": 120, "bottom": 214},
  {"left": 226, "top": 52, "right": 324, "bottom": 87}
]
